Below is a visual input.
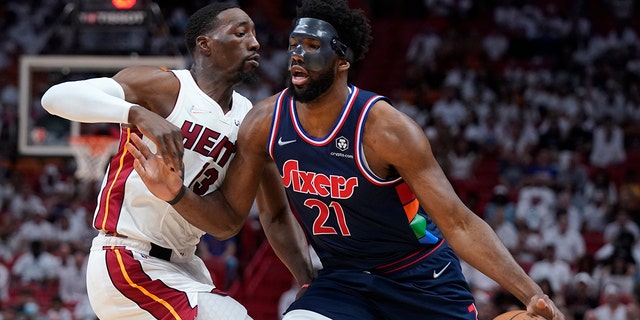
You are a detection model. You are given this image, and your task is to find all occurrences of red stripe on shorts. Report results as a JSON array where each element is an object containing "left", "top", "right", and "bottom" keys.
[{"left": 105, "top": 246, "right": 197, "bottom": 320}]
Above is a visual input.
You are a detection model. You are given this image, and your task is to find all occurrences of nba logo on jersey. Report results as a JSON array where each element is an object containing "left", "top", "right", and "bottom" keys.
[{"left": 336, "top": 136, "right": 349, "bottom": 151}]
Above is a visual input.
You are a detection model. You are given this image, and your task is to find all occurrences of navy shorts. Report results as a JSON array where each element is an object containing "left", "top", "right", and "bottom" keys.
[{"left": 286, "top": 244, "right": 477, "bottom": 320}]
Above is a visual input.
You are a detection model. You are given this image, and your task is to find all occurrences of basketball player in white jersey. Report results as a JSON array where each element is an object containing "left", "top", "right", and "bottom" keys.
[{"left": 41, "top": 3, "right": 314, "bottom": 319}]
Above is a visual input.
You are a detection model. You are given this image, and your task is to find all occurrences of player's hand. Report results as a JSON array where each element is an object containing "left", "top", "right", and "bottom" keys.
[
  {"left": 526, "top": 294, "right": 565, "bottom": 320},
  {"left": 128, "top": 105, "right": 184, "bottom": 173},
  {"left": 126, "top": 133, "right": 185, "bottom": 202}
]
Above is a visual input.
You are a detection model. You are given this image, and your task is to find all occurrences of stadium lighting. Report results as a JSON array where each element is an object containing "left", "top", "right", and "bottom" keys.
[{"left": 112, "top": 0, "right": 136, "bottom": 10}]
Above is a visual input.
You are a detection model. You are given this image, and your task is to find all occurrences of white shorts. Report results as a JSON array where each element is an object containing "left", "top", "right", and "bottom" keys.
[{"left": 87, "top": 234, "right": 250, "bottom": 319}]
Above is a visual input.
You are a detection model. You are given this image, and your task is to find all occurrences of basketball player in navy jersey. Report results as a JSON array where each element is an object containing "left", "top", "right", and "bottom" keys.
[{"left": 127, "top": 0, "right": 565, "bottom": 319}]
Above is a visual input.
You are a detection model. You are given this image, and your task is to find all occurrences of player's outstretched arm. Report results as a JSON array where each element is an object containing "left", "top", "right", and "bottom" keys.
[
  {"left": 41, "top": 66, "right": 184, "bottom": 173},
  {"left": 364, "top": 101, "right": 564, "bottom": 320},
  {"left": 127, "top": 133, "right": 244, "bottom": 239}
]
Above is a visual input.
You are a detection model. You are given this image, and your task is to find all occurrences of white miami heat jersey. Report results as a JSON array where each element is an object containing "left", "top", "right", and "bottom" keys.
[{"left": 92, "top": 69, "right": 252, "bottom": 261}]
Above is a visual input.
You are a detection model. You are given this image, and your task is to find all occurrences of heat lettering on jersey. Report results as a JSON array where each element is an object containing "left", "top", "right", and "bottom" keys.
[
  {"left": 181, "top": 120, "right": 236, "bottom": 165},
  {"left": 180, "top": 120, "right": 237, "bottom": 195},
  {"left": 281, "top": 160, "right": 358, "bottom": 199}
]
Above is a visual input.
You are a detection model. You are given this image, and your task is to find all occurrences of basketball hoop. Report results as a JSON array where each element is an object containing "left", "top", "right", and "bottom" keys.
[{"left": 69, "top": 135, "right": 119, "bottom": 181}]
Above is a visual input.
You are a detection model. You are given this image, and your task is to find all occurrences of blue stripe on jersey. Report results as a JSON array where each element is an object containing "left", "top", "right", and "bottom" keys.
[{"left": 268, "top": 85, "right": 444, "bottom": 270}]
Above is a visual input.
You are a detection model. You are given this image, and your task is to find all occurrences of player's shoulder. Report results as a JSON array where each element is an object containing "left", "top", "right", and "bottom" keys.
[
  {"left": 363, "top": 95, "right": 428, "bottom": 150},
  {"left": 115, "top": 65, "right": 174, "bottom": 75},
  {"left": 366, "top": 98, "right": 415, "bottom": 131},
  {"left": 113, "top": 66, "right": 177, "bottom": 85},
  {"left": 252, "top": 93, "right": 280, "bottom": 114}
]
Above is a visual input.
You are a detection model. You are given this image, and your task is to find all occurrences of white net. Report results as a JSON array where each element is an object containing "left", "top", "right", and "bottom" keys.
[{"left": 69, "top": 135, "right": 119, "bottom": 181}]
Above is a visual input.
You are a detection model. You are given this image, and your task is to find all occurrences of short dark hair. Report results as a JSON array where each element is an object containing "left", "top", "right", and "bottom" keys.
[
  {"left": 296, "top": 0, "right": 372, "bottom": 62},
  {"left": 185, "top": 2, "right": 239, "bottom": 57}
]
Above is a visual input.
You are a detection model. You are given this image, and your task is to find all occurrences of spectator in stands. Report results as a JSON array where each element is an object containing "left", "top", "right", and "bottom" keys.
[
  {"left": 537, "top": 112, "right": 566, "bottom": 151},
  {"left": 0, "top": 214, "right": 17, "bottom": 264},
  {"left": 7, "top": 183, "right": 45, "bottom": 219},
  {"left": 626, "top": 280, "right": 640, "bottom": 320},
  {"left": 0, "top": 262, "right": 7, "bottom": 305},
  {"left": 564, "top": 272, "right": 599, "bottom": 320},
  {"left": 52, "top": 214, "right": 82, "bottom": 247},
  {"left": 515, "top": 173, "right": 557, "bottom": 232},
  {"left": 12, "top": 207, "right": 55, "bottom": 251},
  {"left": 513, "top": 221, "right": 544, "bottom": 267},
  {"left": 497, "top": 118, "right": 538, "bottom": 164},
  {"left": 582, "top": 191, "right": 611, "bottom": 233},
  {"left": 11, "top": 240, "right": 60, "bottom": 286},
  {"left": 585, "top": 283, "right": 628, "bottom": 320},
  {"left": 526, "top": 148, "right": 559, "bottom": 183},
  {"left": 603, "top": 210, "right": 640, "bottom": 246},
  {"left": 555, "top": 188, "right": 584, "bottom": 232},
  {"left": 431, "top": 86, "right": 468, "bottom": 129},
  {"left": 445, "top": 136, "right": 479, "bottom": 181},
  {"left": 61, "top": 197, "right": 88, "bottom": 236},
  {"left": 38, "top": 163, "right": 63, "bottom": 197},
  {"left": 482, "top": 27, "right": 509, "bottom": 62},
  {"left": 484, "top": 184, "right": 517, "bottom": 226},
  {"left": 46, "top": 295, "right": 73, "bottom": 320},
  {"left": 589, "top": 116, "right": 626, "bottom": 168},
  {"left": 542, "top": 209, "right": 586, "bottom": 266},
  {"left": 619, "top": 168, "right": 640, "bottom": 223},
  {"left": 555, "top": 152, "right": 590, "bottom": 209},
  {"left": 57, "top": 246, "right": 88, "bottom": 305},
  {"left": 73, "top": 295, "right": 97, "bottom": 320},
  {"left": 498, "top": 150, "right": 528, "bottom": 190},
  {"left": 528, "top": 244, "right": 573, "bottom": 301},
  {"left": 13, "top": 287, "right": 42, "bottom": 320},
  {"left": 594, "top": 247, "right": 636, "bottom": 295},
  {"left": 584, "top": 167, "right": 618, "bottom": 210}
]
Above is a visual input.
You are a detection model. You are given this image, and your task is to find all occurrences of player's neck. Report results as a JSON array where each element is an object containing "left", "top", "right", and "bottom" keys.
[{"left": 295, "top": 84, "right": 351, "bottom": 138}]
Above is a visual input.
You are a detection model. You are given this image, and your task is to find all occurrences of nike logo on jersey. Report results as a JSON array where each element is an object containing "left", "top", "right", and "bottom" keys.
[
  {"left": 433, "top": 261, "right": 451, "bottom": 278},
  {"left": 278, "top": 137, "right": 296, "bottom": 146}
]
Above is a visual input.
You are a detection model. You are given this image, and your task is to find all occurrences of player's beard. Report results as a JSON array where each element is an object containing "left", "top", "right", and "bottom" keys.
[
  {"left": 288, "top": 67, "right": 335, "bottom": 103},
  {"left": 238, "top": 68, "right": 259, "bottom": 84}
]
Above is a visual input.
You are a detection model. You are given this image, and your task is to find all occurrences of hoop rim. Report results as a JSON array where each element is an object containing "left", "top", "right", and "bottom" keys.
[{"left": 69, "top": 135, "right": 119, "bottom": 156}]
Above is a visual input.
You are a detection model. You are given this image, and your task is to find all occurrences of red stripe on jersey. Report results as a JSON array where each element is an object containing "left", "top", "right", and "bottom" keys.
[
  {"left": 95, "top": 128, "right": 135, "bottom": 232},
  {"left": 395, "top": 182, "right": 419, "bottom": 221},
  {"left": 105, "top": 246, "right": 197, "bottom": 320}
]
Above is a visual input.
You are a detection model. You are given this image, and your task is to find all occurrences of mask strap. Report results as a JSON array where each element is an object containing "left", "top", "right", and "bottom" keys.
[{"left": 331, "top": 38, "right": 354, "bottom": 62}]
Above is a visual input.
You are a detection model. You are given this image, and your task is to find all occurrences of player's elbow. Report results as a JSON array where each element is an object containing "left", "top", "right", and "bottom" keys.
[
  {"left": 213, "top": 222, "right": 244, "bottom": 240},
  {"left": 41, "top": 83, "right": 70, "bottom": 116}
]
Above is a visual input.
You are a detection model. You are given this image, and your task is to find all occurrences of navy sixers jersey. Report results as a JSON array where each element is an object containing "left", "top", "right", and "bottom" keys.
[{"left": 268, "top": 85, "right": 444, "bottom": 270}]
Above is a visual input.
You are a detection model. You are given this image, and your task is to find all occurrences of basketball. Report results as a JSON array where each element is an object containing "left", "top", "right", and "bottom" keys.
[{"left": 493, "top": 310, "right": 546, "bottom": 320}]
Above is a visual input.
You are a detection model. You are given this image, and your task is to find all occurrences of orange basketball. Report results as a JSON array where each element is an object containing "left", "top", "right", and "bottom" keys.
[{"left": 493, "top": 310, "right": 546, "bottom": 320}]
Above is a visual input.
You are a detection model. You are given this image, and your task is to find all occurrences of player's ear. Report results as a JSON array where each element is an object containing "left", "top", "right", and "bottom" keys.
[
  {"left": 196, "top": 36, "right": 211, "bottom": 56},
  {"left": 338, "top": 58, "right": 350, "bottom": 71}
]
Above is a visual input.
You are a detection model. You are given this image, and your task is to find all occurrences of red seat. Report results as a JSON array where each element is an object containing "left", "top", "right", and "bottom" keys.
[{"left": 583, "top": 231, "right": 605, "bottom": 255}]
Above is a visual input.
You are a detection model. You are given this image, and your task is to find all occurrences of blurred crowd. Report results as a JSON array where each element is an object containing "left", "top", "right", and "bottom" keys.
[{"left": 0, "top": 0, "right": 639, "bottom": 319}]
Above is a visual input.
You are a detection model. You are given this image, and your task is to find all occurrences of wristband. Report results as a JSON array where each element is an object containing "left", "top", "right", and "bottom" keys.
[{"left": 167, "top": 185, "right": 187, "bottom": 205}]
